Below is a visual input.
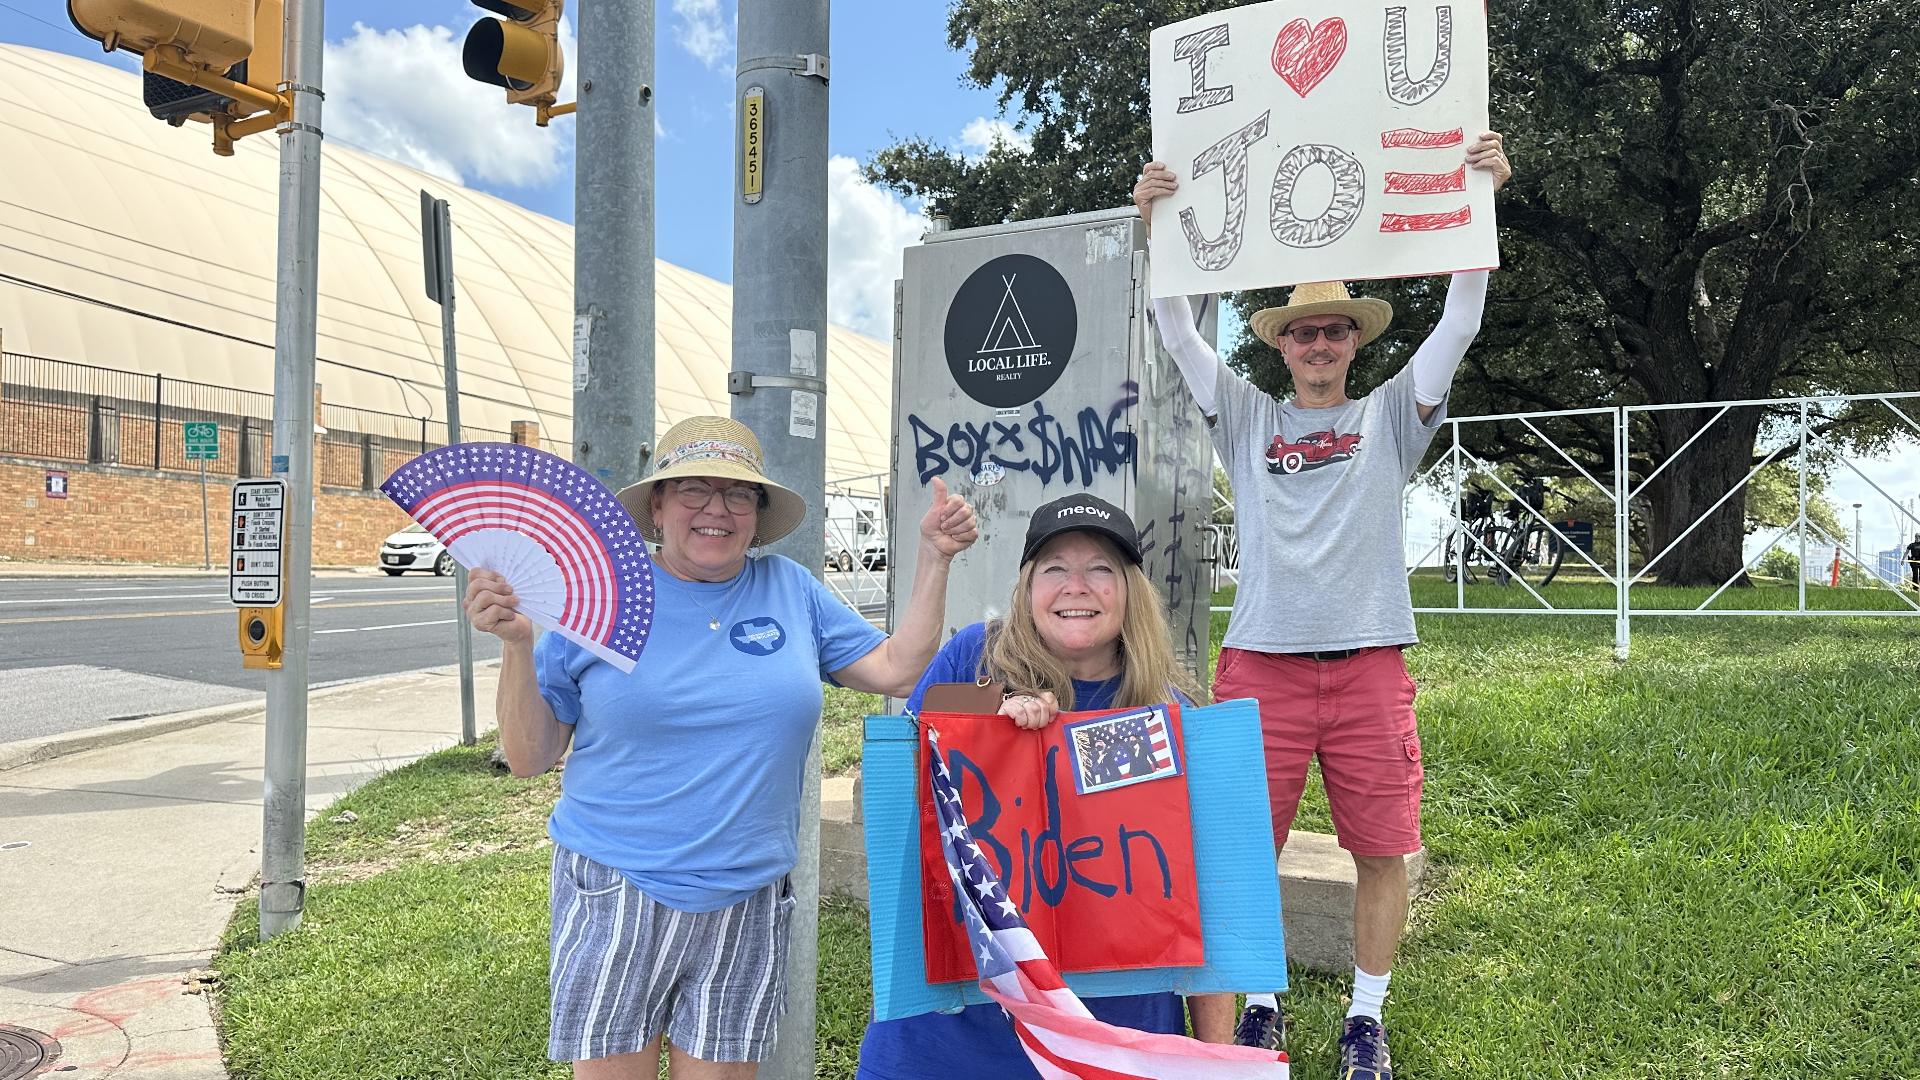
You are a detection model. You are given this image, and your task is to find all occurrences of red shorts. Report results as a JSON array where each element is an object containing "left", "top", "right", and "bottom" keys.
[{"left": 1213, "top": 645, "right": 1423, "bottom": 857}]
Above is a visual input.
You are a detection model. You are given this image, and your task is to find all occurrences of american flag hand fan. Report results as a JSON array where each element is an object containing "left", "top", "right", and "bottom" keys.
[{"left": 381, "top": 442, "right": 655, "bottom": 672}]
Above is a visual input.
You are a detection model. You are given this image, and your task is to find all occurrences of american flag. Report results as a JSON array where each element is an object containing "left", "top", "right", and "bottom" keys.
[
  {"left": 381, "top": 442, "right": 654, "bottom": 672},
  {"left": 927, "top": 727, "right": 1289, "bottom": 1078}
]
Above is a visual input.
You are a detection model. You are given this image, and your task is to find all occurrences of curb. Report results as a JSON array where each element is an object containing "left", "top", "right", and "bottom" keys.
[{"left": 0, "top": 660, "right": 500, "bottom": 773}]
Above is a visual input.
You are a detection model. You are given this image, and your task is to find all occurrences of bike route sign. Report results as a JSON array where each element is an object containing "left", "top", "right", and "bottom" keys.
[{"left": 185, "top": 422, "right": 219, "bottom": 460}]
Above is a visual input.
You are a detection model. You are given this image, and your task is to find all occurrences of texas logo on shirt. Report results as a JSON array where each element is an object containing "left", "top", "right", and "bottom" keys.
[{"left": 1265, "top": 429, "right": 1364, "bottom": 475}]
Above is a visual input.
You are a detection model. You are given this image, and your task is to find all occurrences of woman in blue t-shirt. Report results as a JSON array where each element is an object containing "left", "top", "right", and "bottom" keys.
[
  {"left": 856, "top": 492, "right": 1204, "bottom": 1078},
  {"left": 465, "top": 415, "right": 979, "bottom": 1079}
]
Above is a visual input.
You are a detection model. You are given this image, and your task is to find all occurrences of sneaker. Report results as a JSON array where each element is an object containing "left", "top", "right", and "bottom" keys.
[
  {"left": 1337, "top": 1015, "right": 1393, "bottom": 1079},
  {"left": 1232, "top": 1003, "right": 1284, "bottom": 1051}
]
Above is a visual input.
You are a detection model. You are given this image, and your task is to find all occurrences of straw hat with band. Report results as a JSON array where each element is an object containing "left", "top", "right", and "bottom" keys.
[
  {"left": 615, "top": 416, "right": 808, "bottom": 546},
  {"left": 1248, "top": 280, "right": 1395, "bottom": 350}
]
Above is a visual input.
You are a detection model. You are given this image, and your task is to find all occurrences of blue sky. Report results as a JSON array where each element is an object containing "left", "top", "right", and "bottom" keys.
[{"left": 6, "top": 0, "right": 1021, "bottom": 335}]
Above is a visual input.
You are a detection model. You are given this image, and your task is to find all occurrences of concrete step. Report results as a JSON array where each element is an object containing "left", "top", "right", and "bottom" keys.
[{"left": 1276, "top": 831, "right": 1427, "bottom": 973}]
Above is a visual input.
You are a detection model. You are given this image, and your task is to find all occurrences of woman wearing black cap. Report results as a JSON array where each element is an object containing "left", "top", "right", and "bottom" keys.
[{"left": 855, "top": 492, "right": 1203, "bottom": 1078}]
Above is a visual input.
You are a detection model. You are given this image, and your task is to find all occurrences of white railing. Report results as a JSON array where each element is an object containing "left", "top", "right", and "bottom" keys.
[
  {"left": 1208, "top": 392, "right": 1920, "bottom": 658},
  {"left": 822, "top": 470, "right": 889, "bottom": 621}
]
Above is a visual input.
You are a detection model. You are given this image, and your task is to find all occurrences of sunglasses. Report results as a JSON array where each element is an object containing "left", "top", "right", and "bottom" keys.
[{"left": 1282, "top": 322, "right": 1359, "bottom": 344}]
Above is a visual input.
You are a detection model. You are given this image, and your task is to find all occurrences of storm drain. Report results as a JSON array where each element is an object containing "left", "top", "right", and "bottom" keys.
[{"left": 0, "top": 1024, "right": 59, "bottom": 1080}]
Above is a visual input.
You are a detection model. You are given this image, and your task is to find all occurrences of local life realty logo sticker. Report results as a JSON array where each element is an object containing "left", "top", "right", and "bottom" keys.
[{"left": 942, "top": 253, "right": 1077, "bottom": 408}]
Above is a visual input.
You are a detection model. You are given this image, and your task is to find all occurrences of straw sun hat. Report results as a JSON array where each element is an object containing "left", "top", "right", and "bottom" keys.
[
  {"left": 1248, "top": 280, "right": 1395, "bottom": 350},
  {"left": 615, "top": 416, "right": 808, "bottom": 546}
]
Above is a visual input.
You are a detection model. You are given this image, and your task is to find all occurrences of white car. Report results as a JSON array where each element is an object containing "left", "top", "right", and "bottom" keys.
[
  {"left": 378, "top": 523, "right": 455, "bottom": 576},
  {"left": 860, "top": 537, "right": 888, "bottom": 570}
]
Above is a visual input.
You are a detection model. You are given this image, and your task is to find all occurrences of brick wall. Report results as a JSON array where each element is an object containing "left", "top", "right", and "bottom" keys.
[{"left": 0, "top": 457, "right": 411, "bottom": 567}]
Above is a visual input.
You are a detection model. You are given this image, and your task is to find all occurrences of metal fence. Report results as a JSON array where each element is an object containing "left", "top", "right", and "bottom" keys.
[
  {"left": 1, "top": 351, "right": 549, "bottom": 488},
  {"left": 822, "top": 470, "right": 890, "bottom": 621},
  {"left": 1208, "top": 391, "right": 1920, "bottom": 658}
]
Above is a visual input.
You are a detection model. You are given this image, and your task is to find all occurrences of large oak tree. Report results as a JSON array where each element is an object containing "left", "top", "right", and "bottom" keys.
[{"left": 869, "top": 0, "right": 1919, "bottom": 584}]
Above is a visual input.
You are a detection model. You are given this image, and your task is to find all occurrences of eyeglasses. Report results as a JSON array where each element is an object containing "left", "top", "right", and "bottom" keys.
[
  {"left": 1283, "top": 322, "right": 1358, "bottom": 344},
  {"left": 671, "top": 479, "right": 763, "bottom": 514}
]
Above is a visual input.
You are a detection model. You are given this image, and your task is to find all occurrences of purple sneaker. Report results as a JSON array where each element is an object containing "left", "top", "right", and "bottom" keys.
[{"left": 1338, "top": 1015, "right": 1393, "bottom": 1079}]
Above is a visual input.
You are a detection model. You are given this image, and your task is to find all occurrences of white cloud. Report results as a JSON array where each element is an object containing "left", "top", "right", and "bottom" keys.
[
  {"left": 956, "top": 116, "right": 1031, "bottom": 159},
  {"left": 827, "top": 155, "right": 926, "bottom": 340},
  {"left": 672, "top": 0, "right": 733, "bottom": 70},
  {"left": 322, "top": 20, "right": 577, "bottom": 189}
]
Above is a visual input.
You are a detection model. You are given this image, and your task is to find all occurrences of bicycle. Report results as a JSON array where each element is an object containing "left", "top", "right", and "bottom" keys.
[{"left": 1442, "top": 478, "right": 1566, "bottom": 587}]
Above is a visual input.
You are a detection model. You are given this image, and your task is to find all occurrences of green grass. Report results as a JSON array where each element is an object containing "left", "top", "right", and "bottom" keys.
[
  {"left": 1404, "top": 569, "right": 1919, "bottom": 613},
  {"left": 823, "top": 686, "right": 882, "bottom": 777},
  {"left": 215, "top": 598, "right": 1920, "bottom": 1079}
]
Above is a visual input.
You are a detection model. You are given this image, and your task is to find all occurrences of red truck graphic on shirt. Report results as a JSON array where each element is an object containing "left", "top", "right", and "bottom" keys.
[{"left": 1265, "top": 430, "right": 1364, "bottom": 474}]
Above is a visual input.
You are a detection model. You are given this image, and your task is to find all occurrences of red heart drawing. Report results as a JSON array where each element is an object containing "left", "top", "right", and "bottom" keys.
[{"left": 1271, "top": 17, "right": 1347, "bottom": 97}]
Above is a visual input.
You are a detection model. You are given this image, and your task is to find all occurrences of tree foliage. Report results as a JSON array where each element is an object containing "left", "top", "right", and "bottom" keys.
[{"left": 869, "top": 0, "right": 1920, "bottom": 585}]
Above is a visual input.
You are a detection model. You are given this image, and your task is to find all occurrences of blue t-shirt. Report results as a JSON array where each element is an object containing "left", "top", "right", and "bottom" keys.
[
  {"left": 856, "top": 621, "right": 1185, "bottom": 1078},
  {"left": 536, "top": 554, "right": 885, "bottom": 912}
]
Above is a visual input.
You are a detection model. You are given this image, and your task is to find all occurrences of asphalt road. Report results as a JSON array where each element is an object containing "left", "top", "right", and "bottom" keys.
[
  {"left": 0, "top": 567, "right": 889, "bottom": 745},
  {"left": 0, "top": 571, "right": 498, "bottom": 744}
]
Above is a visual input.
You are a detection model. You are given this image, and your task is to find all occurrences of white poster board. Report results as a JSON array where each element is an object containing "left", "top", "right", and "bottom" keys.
[{"left": 1148, "top": 0, "right": 1495, "bottom": 298}]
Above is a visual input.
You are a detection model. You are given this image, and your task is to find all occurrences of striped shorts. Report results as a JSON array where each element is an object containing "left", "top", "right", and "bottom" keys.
[{"left": 547, "top": 844, "right": 796, "bottom": 1063}]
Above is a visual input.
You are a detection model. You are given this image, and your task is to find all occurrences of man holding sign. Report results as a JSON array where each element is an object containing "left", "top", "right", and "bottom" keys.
[{"left": 1134, "top": 2, "right": 1511, "bottom": 1074}]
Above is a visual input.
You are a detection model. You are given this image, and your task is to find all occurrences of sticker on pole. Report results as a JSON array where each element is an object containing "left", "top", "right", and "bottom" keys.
[{"left": 231, "top": 479, "right": 286, "bottom": 605}]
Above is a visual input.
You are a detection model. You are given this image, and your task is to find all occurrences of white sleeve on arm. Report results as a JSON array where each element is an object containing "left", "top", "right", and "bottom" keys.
[
  {"left": 1409, "top": 270, "right": 1489, "bottom": 407},
  {"left": 1149, "top": 294, "right": 1220, "bottom": 416}
]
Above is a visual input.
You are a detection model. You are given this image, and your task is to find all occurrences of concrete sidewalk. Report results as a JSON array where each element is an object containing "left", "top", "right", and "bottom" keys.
[{"left": 0, "top": 665, "right": 499, "bottom": 1079}]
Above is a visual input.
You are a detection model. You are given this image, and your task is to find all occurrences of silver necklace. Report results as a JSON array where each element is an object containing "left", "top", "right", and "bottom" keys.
[{"left": 679, "top": 566, "right": 746, "bottom": 631}]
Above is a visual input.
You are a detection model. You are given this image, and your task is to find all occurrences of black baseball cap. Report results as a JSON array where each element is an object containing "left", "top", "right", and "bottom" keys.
[{"left": 1021, "top": 493, "right": 1143, "bottom": 566}]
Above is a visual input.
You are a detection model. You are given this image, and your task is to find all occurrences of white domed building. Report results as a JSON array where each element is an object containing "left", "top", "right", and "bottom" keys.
[{"left": 0, "top": 43, "right": 895, "bottom": 564}]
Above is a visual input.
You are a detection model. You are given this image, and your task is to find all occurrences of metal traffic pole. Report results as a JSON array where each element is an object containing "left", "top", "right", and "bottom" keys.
[
  {"left": 259, "top": 0, "right": 324, "bottom": 941},
  {"left": 422, "top": 191, "right": 477, "bottom": 746},
  {"left": 730, "top": 0, "right": 831, "bottom": 1074},
  {"left": 572, "top": 0, "right": 657, "bottom": 489}
]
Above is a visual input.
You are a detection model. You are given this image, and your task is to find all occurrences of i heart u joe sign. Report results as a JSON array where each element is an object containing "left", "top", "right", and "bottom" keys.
[{"left": 1147, "top": 0, "right": 1496, "bottom": 298}]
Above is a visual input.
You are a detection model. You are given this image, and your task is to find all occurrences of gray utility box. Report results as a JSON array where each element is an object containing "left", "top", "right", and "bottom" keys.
[{"left": 887, "top": 207, "right": 1218, "bottom": 679}]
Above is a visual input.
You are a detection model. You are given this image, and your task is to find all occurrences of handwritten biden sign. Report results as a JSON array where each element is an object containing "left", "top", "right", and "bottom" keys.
[{"left": 1148, "top": 0, "right": 1495, "bottom": 297}]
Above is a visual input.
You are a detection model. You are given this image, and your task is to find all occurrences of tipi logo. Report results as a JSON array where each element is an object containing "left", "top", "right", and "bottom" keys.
[
  {"left": 979, "top": 275, "right": 1040, "bottom": 354},
  {"left": 944, "top": 253, "right": 1077, "bottom": 408}
]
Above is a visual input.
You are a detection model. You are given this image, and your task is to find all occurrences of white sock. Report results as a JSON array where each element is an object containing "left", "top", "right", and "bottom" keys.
[
  {"left": 1346, "top": 967, "right": 1390, "bottom": 1020},
  {"left": 1243, "top": 993, "right": 1279, "bottom": 1011}
]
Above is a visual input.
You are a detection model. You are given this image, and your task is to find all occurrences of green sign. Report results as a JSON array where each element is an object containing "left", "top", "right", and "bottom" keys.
[{"left": 185, "top": 421, "right": 219, "bottom": 460}]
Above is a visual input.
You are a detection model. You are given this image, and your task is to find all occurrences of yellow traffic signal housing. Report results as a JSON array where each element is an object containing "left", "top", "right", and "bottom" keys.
[
  {"left": 68, "top": 0, "right": 288, "bottom": 153},
  {"left": 143, "top": 0, "right": 281, "bottom": 126},
  {"left": 68, "top": 0, "right": 254, "bottom": 69},
  {"left": 464, "top": 0, "right": 571, "bottom": 124},
  {"left": 238, "top": 605, "right": 284, "bottom": 669}
]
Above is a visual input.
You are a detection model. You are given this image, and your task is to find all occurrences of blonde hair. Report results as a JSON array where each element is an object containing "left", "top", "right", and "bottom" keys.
[{"left": 981, "top": 534, "right": 1204, "bottom": 711}]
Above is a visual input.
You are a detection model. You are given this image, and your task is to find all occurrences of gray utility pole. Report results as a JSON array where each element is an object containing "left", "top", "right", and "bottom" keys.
[
  {"left": 260, "top": 0, "right": 324, "bottom": 941},
  {"left": 729, "top": 1, "right": 830, "bottom": 1075},
  {"left": 421, "top": 191, "right": 478, "bottom": 747},
  {"left": 1854, "top": 502, "right": 1864, "bottom": 573},
  {"left": 572, "top": 0, "right": 656, "bottom": 489}
]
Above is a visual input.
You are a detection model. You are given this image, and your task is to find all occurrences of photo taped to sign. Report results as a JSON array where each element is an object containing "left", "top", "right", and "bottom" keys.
[
  {"left": 1064, "top": 707, "right": 1183, "bottom": 796},
  {"left": 942, "top": 253, "right": 1078, "bottom": 409},
  {"left": 1147, "top": 0, "right": 1495, "bottom": 297}
]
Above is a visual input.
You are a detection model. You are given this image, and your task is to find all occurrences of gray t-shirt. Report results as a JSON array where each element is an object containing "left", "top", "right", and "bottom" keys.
[{"left": 1213, "top": 364, "right": 1445, "bottom": 653}]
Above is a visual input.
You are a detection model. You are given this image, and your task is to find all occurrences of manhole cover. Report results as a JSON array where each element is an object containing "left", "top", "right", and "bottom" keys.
[{"left": 0, "top": 1024, "right": 59, "bottom": 1080}]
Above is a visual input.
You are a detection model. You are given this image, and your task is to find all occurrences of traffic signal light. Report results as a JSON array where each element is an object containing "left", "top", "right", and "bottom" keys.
[
  {"left": 68, "top": 0, "right": 287, "bottom": 153},
  {"left": 463, "top": 0, "right": 573, "bottom": 125}
]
